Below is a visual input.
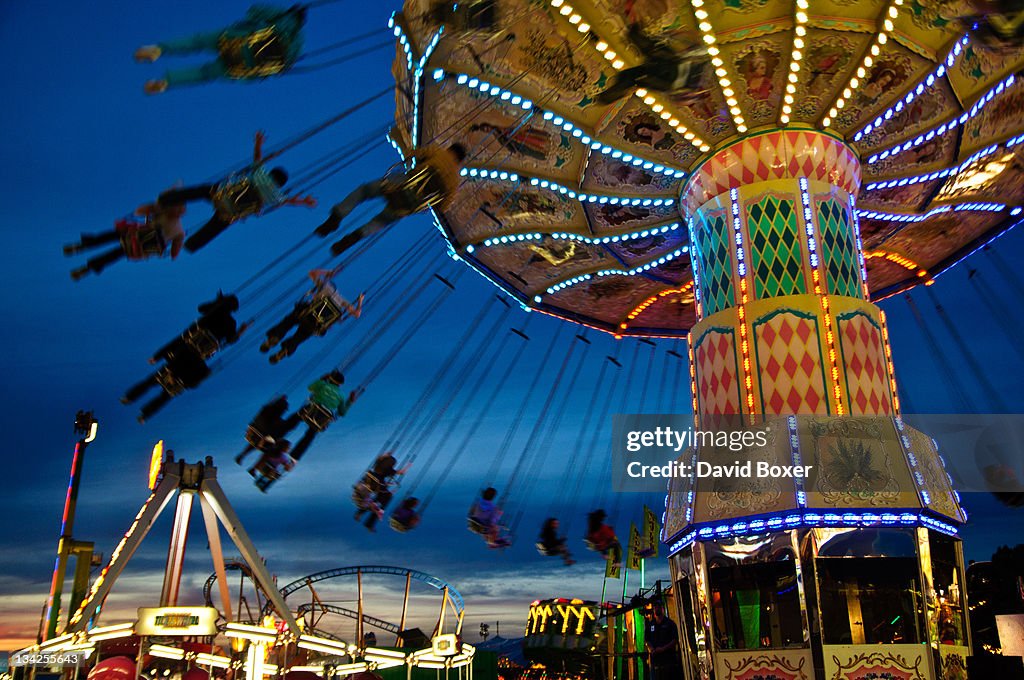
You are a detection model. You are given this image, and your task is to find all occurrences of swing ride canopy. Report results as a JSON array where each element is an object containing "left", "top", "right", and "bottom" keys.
[{"left": 391, "top": 0, "right": 1024, "bottom": 337}]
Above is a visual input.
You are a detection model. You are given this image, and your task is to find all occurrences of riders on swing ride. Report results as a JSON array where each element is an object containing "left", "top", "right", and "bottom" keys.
[
  {"left": 585, "top": 509, "right": 622, "bottom": 566},
  {"left": 135, "top": 3, "right": 308, "bottom": 94},
  {"left": 260, "top": 268, "right": 365, "bottom": 364},
  {"left": 245, "top": 370, "right": 359, "bottom": 491},
  {"left": 315, "top": 143, "right": 467, "bottom": 256},
  {"left": 946, "top": 0, "right": 1024, "bottom": 52},
  {"left": 121, "top": 293, "right": 248, "bottom": 423},
  {"left": 249, "top": 437, "right": 296, "bottom": 492},
  {"left": 353, "top": 452, "right": 412, "bottom": 531},
  {"left": 156, "top": 131, "right": 316, "bottom": 253},
  {"left": 537, "top": 518, "right": 575, "bottom": 566},
  {"left": 467, "top": 487, "right": 511, "bottom": 549},
  {"left": 595, "top": 22, "right": 709, "bottom": 106},
  {"left": 152, "top": 292, "right": 249, "bottom": 364},
  {"left": 65, "top": 200, "right": 187, "bottom": 280},
  {"left": 389, "top": 497, "right": 421, "bottom": 532},
  {"left": 236, "top": 395, "right": 300, "bottom": 465}
]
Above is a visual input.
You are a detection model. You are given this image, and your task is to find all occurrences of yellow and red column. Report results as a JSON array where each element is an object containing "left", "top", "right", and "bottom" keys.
[{"left": 682, "top": 129, "right": 899, "bottom": 421}]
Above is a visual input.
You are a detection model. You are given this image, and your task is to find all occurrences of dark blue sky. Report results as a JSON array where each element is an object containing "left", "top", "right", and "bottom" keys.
[{"left": 1, "top": 0, "right": 1022, "bottom": 648}]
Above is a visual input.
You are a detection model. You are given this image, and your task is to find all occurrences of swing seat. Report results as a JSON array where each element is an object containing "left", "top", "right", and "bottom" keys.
[
  {"left": 119, "top": 223, "right": 166, "bottom": 260},
  {"left": 299, "top": 402, "right": 335, "bottom": 431},
  {"left": 300, "top": 294, "right": 343, "bottom": 333},
  {"left": 390, "top": 515, "right": 422, "bottom": 533},
  {"left": 467, "top": 517, "right": 490, "bottom": 535},
  {"left": 536, "top": 542, "right": 559, "bottom": 557},
  {"left": 155, "top": 366, "right": 186, "bottom": 396},
  {"left": 387, "top": 167, "right": 448, "bottom": 214},
  {"left": 244, "top": 425, "right": 267, "bottom": 449},
  {"left": 254, "top": 472, "right": 281, "bottom": 492},
  {"left": 213, "top": 177, "right": 264, "bottom": 221},
  {"left": 219, "top": 26, "right": 290, "bottom": 79},
  {"left": 183, "top": 326, "right": 221, "bottom": 360}
]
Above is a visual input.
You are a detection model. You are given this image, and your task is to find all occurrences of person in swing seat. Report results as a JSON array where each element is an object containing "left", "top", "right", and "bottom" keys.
[
  {"left": 65, "top": 201, "right": 186, "bottom": 280},
  {"left": 154, "top": 131, "right": 315, "bottom": 253},
  {"left": 136, "top": 4, "right": 308, "bottom": 94},
  {"left": 538, "top": 517, "right": 576, "bottom": 566},
  {"left": 260, "top": 269, "right": 364, "bottom": 364},
  {"left": 314, "top": 143, "right": 466, "bottom": 256}
]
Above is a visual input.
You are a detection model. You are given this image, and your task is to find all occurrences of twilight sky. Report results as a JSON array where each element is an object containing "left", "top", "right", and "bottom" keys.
[{"left": 1, "top": 0, "right": 1023, "bottom": 650}]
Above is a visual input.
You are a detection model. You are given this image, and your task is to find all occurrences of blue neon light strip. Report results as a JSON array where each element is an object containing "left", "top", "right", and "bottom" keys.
[
  {"left": 459, "top": 167, "right": 677, "bottom": 206},
  {"left": 867, "top": 74, "right": 1016, "bottom": 164},
  {"left": 665, "top": 509, "right": 959, "bottom": 556},
  {"left": 472, "top": 221, "right": 682, "bottom": 249},
  {"left": 389, "top": 13, "right": 414, "bottom": 73},
  {"left": 441, "top": 71, "right": 687, "bottom": 178},
  {"left": 849, "top": 194, "right": 869, "bottom": 295},
  {"left": 854, "top": 36, "right": 969, "bottom": 142},
  {"left": 537, "top": 244, "right": 690, "bottom": 298},
  {"left": 864, "top": 144, "right": 1000, "bottom": 191},
  {"left": 799, "top": 177, "right": 819, "bottom": 269},
  {"left": 788, "top": 416, "right": 807, "bottom": 508},
  {"left": 730, "top": 188, "right": 746, "bottom": 278},
  {"left": 411, "top": 28, "right": 444, "bottom": 150},
  {"left": 894, "top": 416, "right": 932, "bottom": 506},
  {"left": 857, "top": 202, "right": 1006, "bottom": 222}
]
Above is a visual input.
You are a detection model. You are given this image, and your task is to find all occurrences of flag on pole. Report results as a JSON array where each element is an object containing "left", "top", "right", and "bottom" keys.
[
  {"left": 643, "top": 505, "right": 660, "bottom": 559},
  {"left": 626, "top": 523, "right": 643, "bottom": 571}
]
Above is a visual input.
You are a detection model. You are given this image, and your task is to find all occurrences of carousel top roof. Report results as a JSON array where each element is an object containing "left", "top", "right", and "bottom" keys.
[{"left": 392, "top": 0, "right": 1024, "bottom": 337}]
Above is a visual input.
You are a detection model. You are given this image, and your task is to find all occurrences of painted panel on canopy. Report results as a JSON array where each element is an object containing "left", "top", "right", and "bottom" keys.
[
  {"left": 899, "top": 0, "right": 967, "bottom": 58},
  {"left": 420, "top": 77, "right": 585, "bottom": 181},
  {"left": 724, "top": 35, "right": 789, "bottom": 128},
  {"left": 949, "top": 40, "right": 1024, "bottom": 106},
  {"left": 690, "top": 426, "right": 796, "bottom": 524},
  {"left": 602, "top": 229, "right": 690, "bottom": 268},
  {"left": 583, "top": 202, "right": 679, "bottom": 234},
  {"left": 444, "top": 180, "right": 587, "bottom": 245},
  {"left": 933, "top": 145, "right": 1024, "bottom": 206},
  {"left": 864, "top": 118, "right": 959, "bottom": 180},
  {"left": 831, "top": 40, "right": 933, "bottom": 135},
  {"left": 901, "top": 424, "right": 965, "bottom": 523},
  {"left": 856, "top": 176, "right": 944, "bottom": 212},
  {"left": 600, "top": 99, "right": 703, "bottom": 169},
  {"left": 649, "top": 255, "right": 698, "bottom": 286},
  {"left": 472, "top": 238, "right": 618, "bottom": 295},
  {"left": 857, "top": 217, "right": 902, "bottom": 251},
  {"left": 788, "top": 29, "right": 874, "bottom": 126},
  {"left": 864, "top": 256, "right": 917, "bottom": 293},
  {"left": 879, "top": 209, "right": 1004, "bottom": 271},
  {"left": 891, "top": 1, "right": 963, "bottom": 61},
  {"left": 434, "top": 2, "right": 615, "bottom": 128},
  {"left": 853, "top": 77, "right": 959, "bottom": 154},
  {"left": 580, "top": 152, "right": 681, "bottom": 198},
  {"left": 546, "top": 274, "right": 669, "bottom": 325},
  {"left": 392, "top": 50, "right": 416, "bottom": 148},
  {"left": 959, "top": 76, "right": 1024, "bottom": 156},
  {"left": 626, "top": 287, "right": 698, "bottom": 332},
  {"left": 585, "top": 0, "right": 701, "bottom": 58},
  {"left": 798, "top": 416, "right": 921, "bottom": 511}
]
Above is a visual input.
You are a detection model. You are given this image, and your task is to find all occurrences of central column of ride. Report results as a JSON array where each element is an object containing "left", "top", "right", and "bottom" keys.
[
  {"left": 682, "top": 129, "right": 896, "bottom": 421},
  {"left": 665, "top": 130, "right": 969, "bottom": 680}
]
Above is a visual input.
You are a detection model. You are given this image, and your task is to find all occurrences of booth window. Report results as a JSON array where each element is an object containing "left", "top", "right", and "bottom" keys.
[
  {"left": 708, "top": 561, "right": 803, "bottom": 649},
  {"left": 817, "top": 556, "right": 922, "bottom": 645}
]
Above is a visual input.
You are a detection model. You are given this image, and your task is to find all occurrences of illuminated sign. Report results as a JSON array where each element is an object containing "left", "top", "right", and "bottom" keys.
[
  {"left": 148, "top": 441, "right": 163, "bottom": 490},
  {"left": 526, "top": 600, "right": 597, "bottom": 637},
  {"left": 432, "top": 633, "right": 460, "bottom": 657},
  {"left": 136, "top": 607, "right": 218, "bottom": 635}
]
